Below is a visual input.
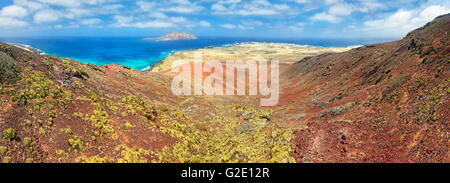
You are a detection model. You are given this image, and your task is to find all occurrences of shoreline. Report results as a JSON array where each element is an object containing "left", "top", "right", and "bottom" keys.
[
  {"left": 6, "top": 41, "right": 360, "bottom": 72},
  {"left": 10, "top": 43, "right": 46, "bottom": 55},
  {"left": 148, "top": 42, "right": 360, "bottom": 72}
]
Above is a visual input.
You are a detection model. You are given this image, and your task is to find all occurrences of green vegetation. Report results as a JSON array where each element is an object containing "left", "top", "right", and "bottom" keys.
[
  {"left": 80, "top": 156, "right": 111, "bottom": 163},
  {"left": 122, "top": 95, "right": 156, "bottom": 122},
  {"left": 2, "top": 128, "right": 17, "bottom": 141},
  {"left": 71, "top": 81, "right": 84, "bottom": 89},
  {"left": 116, "top": 145, "right": 150, "bottom": 163},
  {"left": 55, "top": 150, "right": 67, "bottom": 156},
  {"left": 0, "top": 51, "right": 20, "bottom": 84},
  {"left": 24, "top": 119, "right": 33, "bottom": 127},
  {"left": 83, "top": 110, "right": 114, "bottom": 136},
  {"left": 0, "top": 146, "right": 7, "bottom": 155},
  {"left": 24, "top": 158, "right": 34, "bottom": 163},
  {"left": 68, "top": 136, "right": 83, "bottom": 153},
  {"left": 419, "top": 79, "right": 448, "bottom": 122},
  {"left": 60, "top": 128, "right": 73, "bottom": 135},
  {"left": 382, "top": 73, "right": 409, "bottom": 103},
  {"left": 81, "top": 90, "right": 114, "bottom": 137},
  {"left": 122, "top": 122, "right": 134, "bottom": 130},
  {"left": 23, "top": 137, "right": 33, "bottom": 147},
  {"left": 60, "top": 59, "right": 89, "bottom": 80},
  {"left": 156, "top": 106, "right": 295, "bottom": 163},
  {"left": 2, "top": 156, "right": 12, "bottom": 163},
  {"left": 320, "top": 101, "right": 360, "bottom": 117},
  {"left": 13, "top": 71, "right": 73, "bottom": 111}
]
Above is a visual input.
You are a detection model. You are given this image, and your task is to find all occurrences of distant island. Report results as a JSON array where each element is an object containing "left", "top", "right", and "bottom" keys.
[{"left": 143, "top": 32, "right": 197, "bottom": 41}]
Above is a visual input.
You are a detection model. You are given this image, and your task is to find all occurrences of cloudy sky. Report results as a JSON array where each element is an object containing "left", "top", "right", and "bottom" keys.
[{"left": 0, "top": 0, "right": 449, "bottom": 38}]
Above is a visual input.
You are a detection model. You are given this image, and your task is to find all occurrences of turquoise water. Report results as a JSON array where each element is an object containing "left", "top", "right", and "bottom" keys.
[{"left": 0, "top": 37, "right": 394, "bottom": 70}]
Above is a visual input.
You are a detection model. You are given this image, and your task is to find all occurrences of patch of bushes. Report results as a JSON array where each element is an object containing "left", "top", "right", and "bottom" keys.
[
  {"left": 0, "top": 146, "right": 7, "bottom": 155},
  {"left": 24, "top": 158, "right": 34, "bottom": 163},
  {"left": 383, "top": 73, "right": 409, "bottom": 96},
  {"left": 60, "top": 128, "right": 73, "bottom": 135},
  {"left": 2, "top": 156, "right": 12, "bottom": 163},
  {"left": 2, "top": 128, "right": 17, "bottom": 141},
  {"left": 122, "top": 122, "right": 134, "bottom": 130},
  {"left": 83, "top": 110, "right": 114, "bottom": 136},
  {"left": 81, "top": 90, "right": 115, "bottom": 137},
  {"left": 0, "top": 51, "right": 20, "bottom": 84},
  {"left": 55, "top": 150, "right": 67, "bottom": 156},
  {"left": 13, "top": 71, "right": 73, "bottom": 111},
  {"left": 320, "top": 101, "right": 360, "bottom": 117},
  {"left": 116, "top": 145, "right": 150, "bottom": 163},
  {"left": 80, "top": 156, "right": 111, "bottom": 163},
  {"left": 68, "top": 136, "right": 83, "bottom": 153},
  {"left": 23, "top": 137, "right": 33, "bottom": 147},
  {"left": 61, "top": 59, "right": 89, "bottom": 80},
  {"left": 156, "top": 106, "right": 295, "bottom": 163},
  {"left": 71, "top": 81, "right": 84, "bottom": 89},
  {"left": 122, "top": 95, "right": 156, "bottom": 122}
]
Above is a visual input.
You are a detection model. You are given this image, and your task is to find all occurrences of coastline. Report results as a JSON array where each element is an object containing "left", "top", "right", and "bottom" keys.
[
  {"left": 5, "top": 41, "right": 360, "bottom": 72},
  {"left": 148, "top": 42, "right": 359, "bottom": 72},
  {"left": 10, "top": 43, "right": 46, "bottom": 55}
]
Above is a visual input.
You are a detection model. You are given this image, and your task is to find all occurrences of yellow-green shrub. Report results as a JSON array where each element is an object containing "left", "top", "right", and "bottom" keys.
[
  {"left": 2, "top": 128, "right": 17, "bottom": 141},
  {"left": 116, "top": 145, "right": 150, "bottom": 163},
  {"left": 156, "top": 107, "right": 295, "bottom": 163}
]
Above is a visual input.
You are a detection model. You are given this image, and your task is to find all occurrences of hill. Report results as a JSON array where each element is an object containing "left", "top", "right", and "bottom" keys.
[
  {"left": 279, "top": 13, "right": 449, "bottom": 162},
  {"left": 0, "top": 14, "right": 448, "bottom": 163},
  {"left": 143, "top": 32, "right": 197, "bottom": 41}
]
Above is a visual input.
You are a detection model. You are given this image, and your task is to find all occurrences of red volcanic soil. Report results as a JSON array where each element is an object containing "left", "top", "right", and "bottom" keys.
[
  {"left": 0, "top": 14, "right": 448, "bottom": 163},
  {"left": 278, "top": 14, "right": 449, "bottom": 162}
]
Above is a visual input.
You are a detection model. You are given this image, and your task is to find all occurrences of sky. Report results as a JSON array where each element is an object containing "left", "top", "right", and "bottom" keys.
[{"left": 0, "top": 0, "right": 449, "bottom": 38}]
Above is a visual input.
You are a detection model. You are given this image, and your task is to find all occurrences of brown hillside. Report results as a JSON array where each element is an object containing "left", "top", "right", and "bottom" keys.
[
  {"left": 278, "top": 13, "right": 449, "bottom": 162},
  {"left": 0, "top": 14, "right": 448, "bottom": 163}
]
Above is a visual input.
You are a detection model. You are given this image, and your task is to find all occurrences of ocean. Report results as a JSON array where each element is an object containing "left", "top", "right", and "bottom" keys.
[{"left": 0, "top": 37, "right": 394, "bottom": 70}]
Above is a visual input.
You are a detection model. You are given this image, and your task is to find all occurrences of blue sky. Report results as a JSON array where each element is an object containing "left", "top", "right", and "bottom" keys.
[{"left": 0, "top": 0, "right": 449, "bottom": 38}]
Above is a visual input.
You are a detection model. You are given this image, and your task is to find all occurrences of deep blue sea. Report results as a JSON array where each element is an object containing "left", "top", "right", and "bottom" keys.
[{"left": 0, "top": 37, "right": 394, "bottom": 70}]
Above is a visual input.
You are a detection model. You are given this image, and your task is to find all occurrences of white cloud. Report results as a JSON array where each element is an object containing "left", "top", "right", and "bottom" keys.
[
  {"left": 220, "top": 20, "right": 263, "bottom": 30},
  {"left": 34, "top": 10, "right": 60, "bottom": 23},
  {"left": 288, "top": 22, "right": 305, "bottom": 31},
  {"left": 199, "top": 21, "right": 211, "bottom": 27},
  {"left": 13, "top": 0, "right": 46, "bottom": 11},
  {"left": 0, "top": 5, "right": 28, "bottom": 18},
  {"left": 360, "top": 5, "right": 450, "bottom": 37},
  {"left": 80, "top": 18, "right": 102, "bottom": 25},
  {"left": 163, "top": 6, "right": 203, "bottom": 13},
  {"left": 54, "top": 23, "right": 80, "bottom": 29},
  {"left": 134, "top": 21, "right": 175, "bottom": 28},
  {"left": 311, "top": 0, "right": 385, "bottom": 23},
  {"left": 293, "top": 0, "right": 309, "bottom": 4},
  {"left": 37, "top": 0, "right": 82, "bottom": 8},
  {"left": 328, "top": 3, "right": 353, "bottom": 16},
  {"left": 220, "top": 24, "right": 237, "bottom": 29},
  {"left": 212, "top": 0, "right": 290, "bottom": 16},
  {"left": 137, "top": 1, "right": 156, "bottom": 11},
  {"left": 148, "top": 12, "right": 168, "bottom": 19},
  {"left": 0, "top": 16, "right": 28, "bottom": 27},
  {"left": 311, "top": 12, "right": 341, "bottom": 23},
  {"left": 170, "top": 17, "right": 187, "bottom": 23},
  {"left": 160, "top": 0, "right": 204, "bottom": 13},
  {"left": 112, "top": 15, "right": 174, "bottom": 28}
]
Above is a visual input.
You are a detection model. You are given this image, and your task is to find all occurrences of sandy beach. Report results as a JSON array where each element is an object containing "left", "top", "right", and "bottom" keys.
[{"left": 150, "top": 42, "right": 357, "bottom": 72}]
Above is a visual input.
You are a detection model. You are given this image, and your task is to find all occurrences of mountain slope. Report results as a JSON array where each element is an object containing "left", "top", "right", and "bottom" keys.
[
  {"left": 278, "top": 13, "right": 449, "bottom": 162},
  {"left": 0, "top": 43, "right": 293, "bottom": 163},
  {"left": 0, "top": 14, "right": 448, "bottom": 163}
]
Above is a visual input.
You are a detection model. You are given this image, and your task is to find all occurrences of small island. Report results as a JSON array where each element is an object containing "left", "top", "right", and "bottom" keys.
[{"left": 143, "top": 32, "right": 198, "bottom": 41}]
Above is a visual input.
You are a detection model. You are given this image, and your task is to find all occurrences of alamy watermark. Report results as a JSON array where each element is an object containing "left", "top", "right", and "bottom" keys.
[{"left": 171, "top": 53, "right": 279, "bottom": 106}]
